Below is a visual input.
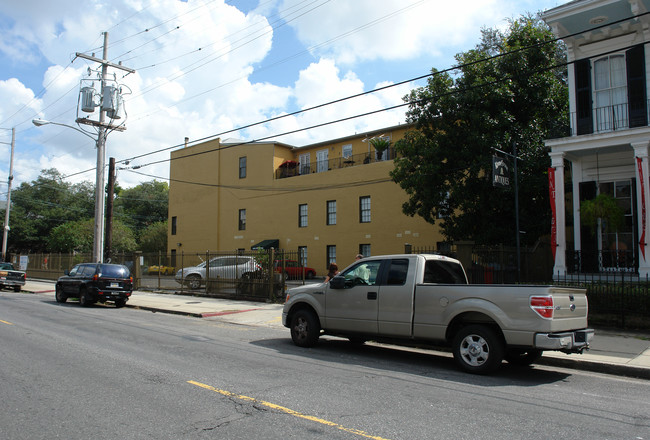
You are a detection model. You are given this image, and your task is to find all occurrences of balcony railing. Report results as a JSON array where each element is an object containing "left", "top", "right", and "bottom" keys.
[
  {"left": 275, "top": 148, "right": 394, "bottom": 179},
  {"left": 547, "top": 100, "right": 650, "bottom": 139}
]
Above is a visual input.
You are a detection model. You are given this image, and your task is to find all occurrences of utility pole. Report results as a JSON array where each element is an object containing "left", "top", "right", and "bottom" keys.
[
  {"left": 104, "top": 157, "right": 116, "bottom": 262},
  {"left": 1, "top": 127, "right": 15, "bottom": 261},
  {"left": 75, "top": 32, "right": 134, "bottom": 263}
]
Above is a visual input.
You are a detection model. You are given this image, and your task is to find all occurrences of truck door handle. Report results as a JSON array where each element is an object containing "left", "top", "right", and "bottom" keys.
[{"left": 367, "top": 291, "right": 377, "bottom": 300}]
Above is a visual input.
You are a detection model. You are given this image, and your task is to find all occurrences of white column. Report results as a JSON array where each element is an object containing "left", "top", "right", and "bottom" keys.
[
  {"left": 633, "top": 142, "right": 650, "bottom": 277},
  {"left": 549, "top": 152, "right": 566, "bottom": 278},
  {"left": 571, "top": 160, "right": 583, "bottom": 253}
]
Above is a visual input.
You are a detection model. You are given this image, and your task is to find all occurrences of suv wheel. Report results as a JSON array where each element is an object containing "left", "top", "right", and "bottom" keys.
[
  {"left": 55, "top": 285, "right": 67, "bottom": 303},
  {"left": 79, "top": 289, "right": 93, "bottom": 307}
]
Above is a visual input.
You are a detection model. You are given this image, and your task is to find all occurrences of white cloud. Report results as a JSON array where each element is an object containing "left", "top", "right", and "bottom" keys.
[{"left": 0, "top": 0, "right": 567, "bottom": 189}]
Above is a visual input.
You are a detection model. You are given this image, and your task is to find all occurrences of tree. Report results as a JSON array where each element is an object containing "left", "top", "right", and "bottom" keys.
[
  {"left": 114, "top": 180, "right": 168, "bottom": 239},
  {"left": 48, "top": 218, "right": 137, "bottom": 253},
  {"left": 391, "top": 15, "right": 568, "bottom": 246},
  {"left": 5, "top": 169, "right": 94, "bottom": 252},
  {"left": 138, "top": 221, "right": 168, "bottom": 253}
]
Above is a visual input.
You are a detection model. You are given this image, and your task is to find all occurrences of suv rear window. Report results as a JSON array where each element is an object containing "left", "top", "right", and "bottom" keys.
[{"left": 99, "top": 264, "right": 130, "bottom": 278}]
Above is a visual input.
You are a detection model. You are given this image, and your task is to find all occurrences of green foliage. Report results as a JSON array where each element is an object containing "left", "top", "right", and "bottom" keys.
[
  {"left": 114, "top": 180, "right": 169, "bottom": 239},
  {"left": 138, "top": 221, "right": 168, "bottom": 253},
  {"left": 369, "top": 137, "right": 391, "bottom": 153},
  {"left": 6, "top": 169, "right": 94, "bottom": 252},
  {"left": 391, "top": 14, "right": 568, "bottom": 246},
  {"left": 1, "top": 168, "right": 167, "bottom": 254},
  {"left": 47, "top": 218, "right": 137, "bottom": 253},
  {"left": 580, "top": 194, "right": 625, "bottom": 235}
]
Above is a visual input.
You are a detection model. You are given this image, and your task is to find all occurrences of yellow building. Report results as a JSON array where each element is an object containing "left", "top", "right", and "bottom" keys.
[{"left": 168, "top": 124, "right": 446, "bottom": 275}]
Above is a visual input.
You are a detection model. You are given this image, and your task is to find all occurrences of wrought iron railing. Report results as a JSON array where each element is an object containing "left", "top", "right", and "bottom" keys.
[{"left": 275, "top": 148, "right": 394, "bottom": 179}]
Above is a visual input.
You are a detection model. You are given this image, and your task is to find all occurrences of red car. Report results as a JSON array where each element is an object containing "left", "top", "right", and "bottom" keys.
[{"left": 274, "top": 260, "right": 316, "bottom": 280}]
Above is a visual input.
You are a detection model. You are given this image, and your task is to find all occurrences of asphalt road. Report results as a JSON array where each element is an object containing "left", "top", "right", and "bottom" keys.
[{"left": 1, "top": 291, "right": 649, "bottom": 440}]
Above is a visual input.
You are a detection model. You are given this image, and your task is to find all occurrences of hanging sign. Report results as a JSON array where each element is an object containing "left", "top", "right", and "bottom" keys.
[
  {"left": 637, "top": 157, "right": 647, "bottom": 261},
  {"left": 492, "top": 156, "right": 510, "bottom": 188},
  {"left": 548, "top": 167, "right": 557, "bottom": 260}
]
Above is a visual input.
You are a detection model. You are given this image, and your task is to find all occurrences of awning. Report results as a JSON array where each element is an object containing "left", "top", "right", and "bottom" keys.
[{"left": 251, "top": 239, "right": 279, "bottom": 250}]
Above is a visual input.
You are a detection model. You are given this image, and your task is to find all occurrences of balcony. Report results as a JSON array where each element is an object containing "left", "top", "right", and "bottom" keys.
[
  {"left": 275, "top": 148, "right": 394, "bottom": 179},
  {"left": 548, "top": 100, "right": 650, "bottom": 139}
]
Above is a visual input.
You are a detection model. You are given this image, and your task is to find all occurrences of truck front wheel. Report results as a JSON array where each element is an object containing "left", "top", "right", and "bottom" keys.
[
  {"left": 452, "top": 325, "right": 504, "bottom": 374},
  {"left": 290, "top": 309, "right": 320, "bottom": 347}
]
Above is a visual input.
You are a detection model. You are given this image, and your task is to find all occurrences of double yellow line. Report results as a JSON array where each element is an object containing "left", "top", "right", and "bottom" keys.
[{"left": 188, "top": 380, "right": 390, "bottom": 440}]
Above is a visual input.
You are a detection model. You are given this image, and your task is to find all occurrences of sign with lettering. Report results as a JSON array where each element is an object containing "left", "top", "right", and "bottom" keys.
[{"left": 492, "top": 156, "right": 510, "bottom": 188}]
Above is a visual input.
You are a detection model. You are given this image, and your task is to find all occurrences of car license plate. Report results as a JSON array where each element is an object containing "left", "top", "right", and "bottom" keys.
[{"left": 109, "top": 282, "right": 120, "bottom": 288}]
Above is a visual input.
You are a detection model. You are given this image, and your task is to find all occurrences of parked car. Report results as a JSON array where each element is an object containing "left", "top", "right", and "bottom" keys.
[
  {"left": 274, "top": 260, "right": 316, "bottom": 280},
  {"left": 175, "top": 256, "right": 262, "bottom": 289},
  {"left": 55, "top": 263, "right": 133, "bottom": 308},
  {"left": 147, "top": 265, "right": 175, "bottom": 275},
  {"left": 0, "top": 262, "right": 26, "bottom": 292}
]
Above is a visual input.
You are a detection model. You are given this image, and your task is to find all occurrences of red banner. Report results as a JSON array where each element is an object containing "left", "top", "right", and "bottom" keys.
[
  {"left": 548, "top": 167, "right": 557, "bottom": 259},
  {"left": 637, "top": 157, "right": 646, "bottom": 261}
]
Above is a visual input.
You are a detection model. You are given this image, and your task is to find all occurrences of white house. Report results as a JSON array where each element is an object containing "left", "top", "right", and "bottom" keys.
[{"left": 543, "top": 0, "right": 650, "bottom": 278}]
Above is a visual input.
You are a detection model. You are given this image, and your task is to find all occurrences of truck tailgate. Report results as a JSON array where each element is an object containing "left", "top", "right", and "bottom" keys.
[{"left": 549, "top": 287, "right": 588, "bottom": 320}]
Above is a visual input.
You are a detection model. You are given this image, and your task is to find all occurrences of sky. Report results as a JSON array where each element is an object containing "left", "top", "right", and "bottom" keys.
[{"left": 0, "top": 0, "right": 569, "bottom": 192}]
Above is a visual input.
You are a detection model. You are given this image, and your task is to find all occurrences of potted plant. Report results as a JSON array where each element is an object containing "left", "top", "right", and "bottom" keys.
[
  {"left": 580, "top": 193, "right": 624, "bottom": 235},
  {"left": 369, "top": 137, "right": 390, "bottom": 161}
]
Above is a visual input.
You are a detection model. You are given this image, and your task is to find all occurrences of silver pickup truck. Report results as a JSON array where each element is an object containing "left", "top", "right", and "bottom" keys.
[{"left": 282, "top": 253, "right": 594, "bottom": 374}]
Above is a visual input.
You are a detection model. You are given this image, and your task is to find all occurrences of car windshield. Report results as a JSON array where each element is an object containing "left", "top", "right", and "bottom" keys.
[
  {"left": 0, "top": 263, "right": 14, "bottom": 270},
  {"left": 99, "top": 264, "right": 130, "bottom": 278}
]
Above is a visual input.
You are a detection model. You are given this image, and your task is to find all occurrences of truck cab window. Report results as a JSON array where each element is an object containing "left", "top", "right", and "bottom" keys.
[
  {"left": 387, "top": 259, "right": 409, "bottom": 285},
  {"left": 424, "top": 260, "right": 467, "bottom": 284},
  {"left": 342, "top": 260, "right": 381, "bottom": 286}
]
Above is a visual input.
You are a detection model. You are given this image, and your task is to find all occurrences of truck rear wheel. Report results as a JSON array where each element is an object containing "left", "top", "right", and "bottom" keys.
[
  {"left": 290, "top": 309, "right": 320, "bottom": 347},
  {"left": 452, "top": 325, "right": 504, "bottom": 374}
]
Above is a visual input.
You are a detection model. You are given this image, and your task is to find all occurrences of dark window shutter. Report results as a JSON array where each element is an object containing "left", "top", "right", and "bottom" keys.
[
  {"left": 575, "top": 59, "right": 593, "bottom": 135},
  {"left": 626, "top": 44, "right": 647, "bottom": 128},
  {"left": 579, "top": 181, "right": 598, "bottom": 272}
]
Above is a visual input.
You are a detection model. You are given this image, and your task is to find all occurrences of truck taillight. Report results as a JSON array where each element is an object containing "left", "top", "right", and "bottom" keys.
[{"left": 530, "top": 296, "right": 554, "bottom": 319}]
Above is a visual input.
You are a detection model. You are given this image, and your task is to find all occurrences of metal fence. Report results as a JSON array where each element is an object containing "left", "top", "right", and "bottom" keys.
[
  {"left": 17, "top": 244, "right": 650, "bottom": 330},
  {"left": 408, "top": 243, "right": 650, "bottom": 331},
  {"left": 19, "top": 249, "right": 311, "bottom": 303}
]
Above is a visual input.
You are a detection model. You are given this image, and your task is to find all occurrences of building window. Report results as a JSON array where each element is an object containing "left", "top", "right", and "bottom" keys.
[
  {"left": 342, "top": 144, "right": 352, "bottom": 158},
  {"left": 238, "top": 209, "right": 246, "bottom": 230},
  {"left": 593, "top": 54, "right": 626, "bottom": 132},
  {"left": 327, "top": 245, "right": 336, "bottom": 267},
  {"left": 360, "top": 196, "right": 371, "bottom": 223},
  {"left": 359, "top": 244, "right": 371, "bottom": 257},
  {"left": 298, "top": 246, "right": 308, "bottom": 267},
  {"left": 327, "top": 200, "right": 337, "bottom": 225},
  {"left": 299, "top": 153, "right": 311, "bottom": 175},
  {"left": 239, "top": 156, "right": 247, "bottom": 179},
  {"left": 316, "top": 149, "right": 328, "bottom": 173},
  {"left": 171, "top": 216, "right": 177, "bottom": 235},
  {"left": 299, "top": 204, "right": 308, "bottom": 227}
]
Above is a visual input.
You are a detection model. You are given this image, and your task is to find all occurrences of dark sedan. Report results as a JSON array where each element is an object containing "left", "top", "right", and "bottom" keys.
[{"left": 55, "top": 263, "right": 133, "bottom": 307}]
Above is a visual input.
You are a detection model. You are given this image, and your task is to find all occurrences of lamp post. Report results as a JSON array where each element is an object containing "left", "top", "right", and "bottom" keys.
[
  {"left": 0, "top": 127, "right": 15, "bottom": 261},
  {"left": 32, "top": 118, "right": 106, "bottom": 263}
]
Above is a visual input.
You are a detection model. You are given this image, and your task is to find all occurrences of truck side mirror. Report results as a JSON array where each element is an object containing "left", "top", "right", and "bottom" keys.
[{"left": 329, "top": 276, "right": 345, "bottom": 289}]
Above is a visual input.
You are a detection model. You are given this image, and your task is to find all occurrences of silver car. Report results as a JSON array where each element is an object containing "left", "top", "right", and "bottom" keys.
[{"left": 175, "top": 256, "right": 261, "bottom": 289}]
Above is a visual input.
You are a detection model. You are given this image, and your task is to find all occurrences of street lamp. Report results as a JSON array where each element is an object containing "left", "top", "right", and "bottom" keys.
[
  {"left": 0, "top": 127, "right": 15, "bottom": 262},
  {"left": 32, "top": 118, "right": 106, "bottom": 263}
]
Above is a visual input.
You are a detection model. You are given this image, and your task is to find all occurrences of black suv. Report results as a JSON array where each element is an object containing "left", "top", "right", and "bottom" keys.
[{"left": 55, "top": 263, "right": 133, "bottom": 307}]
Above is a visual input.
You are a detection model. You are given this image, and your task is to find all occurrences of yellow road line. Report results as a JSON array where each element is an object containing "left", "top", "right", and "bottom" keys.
[
  {"left": 0, "top": 319, "right": 14, "bottom": 325},
  {"left": 188, "top": 380, "right": 391, "bottom": 440}
]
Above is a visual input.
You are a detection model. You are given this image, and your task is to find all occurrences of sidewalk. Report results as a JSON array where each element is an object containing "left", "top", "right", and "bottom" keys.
[{"left": 23, "top": 279, "right": 650, "bottom": 379}]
